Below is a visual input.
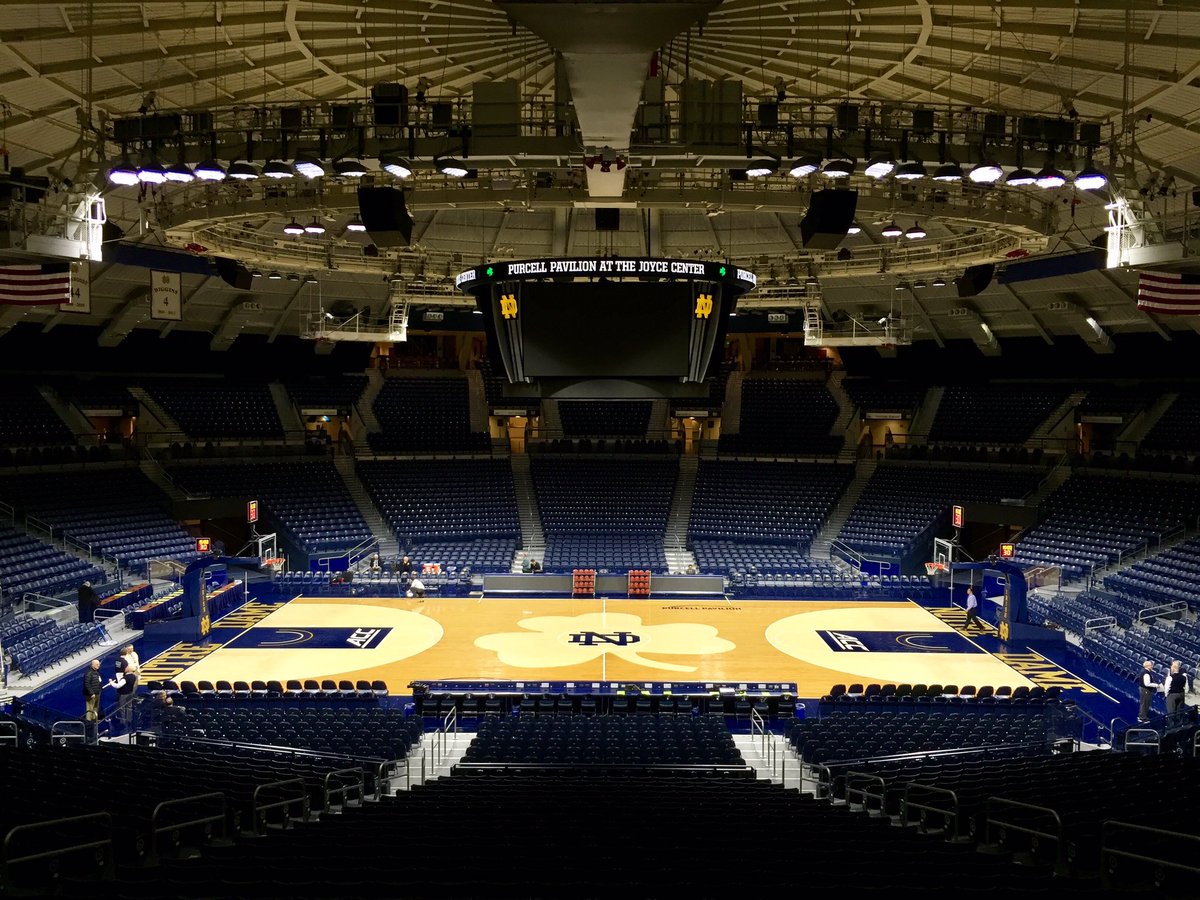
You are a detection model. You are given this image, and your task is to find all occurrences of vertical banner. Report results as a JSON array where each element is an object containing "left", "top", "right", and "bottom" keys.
[
  {"left": 59, "top": 261, "right": 91, "bottom": 313},
  {"left": 150, "top": 270, "right": 183, "bottom": 321}
]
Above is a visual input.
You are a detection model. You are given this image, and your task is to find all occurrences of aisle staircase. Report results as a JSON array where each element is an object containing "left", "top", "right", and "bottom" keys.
[
  {"left": 268, "top": 382, "right": 305, "bottom": 435},
  {"left": 509, "top": 453, "right": 545, "bottom": 570},
  {"left": 906, "top": 385, "right": 944, "bottom": 445},
  {"left": 721, "top": 371, "right": 745, "bottom": 434},
  {"left": 139, "top": 453, "right": 188, "bottom": 503},
  {"left": 809, "top": 459, "right": 877, "bottom": 560},
  {"left": 352, "top": 370, "right": 386, "bottom": 456},
  {"left": 1024, "top": 390, "right": 1086, "bottom": 449},
  {"left": 1118, "top": 392, "right": 1178, "bottom": 446},
  {"left": 37, "top": 385, "right": 96, "bottom": 445},
  {"left": 332, "top": 455, "right": 399, "bottom": 558},
  {"left": 128, "top": 386, "right": 183, "bottom": 436},
  {"left": 664, "top": 455, "right": 699, "bottom": 573}
]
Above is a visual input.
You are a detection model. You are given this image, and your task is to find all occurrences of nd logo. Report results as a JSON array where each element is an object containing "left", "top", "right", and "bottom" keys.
[
  {"left": 500, "top": 293, "right": 518, "bottom": 319},
  {"left": 694, "top": 293, "right": 713, "bottom": 319},
  {"left": 568, "top": 631, "right": 641, "bottom": 647}
]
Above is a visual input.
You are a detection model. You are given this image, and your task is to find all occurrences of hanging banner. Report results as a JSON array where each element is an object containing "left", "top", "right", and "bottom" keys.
[
  {"left": 150, "top": 269, "right": 182, "bottom": 321},
  {"left": 59, "top": 261, "right": 91, "bottom": 313}
]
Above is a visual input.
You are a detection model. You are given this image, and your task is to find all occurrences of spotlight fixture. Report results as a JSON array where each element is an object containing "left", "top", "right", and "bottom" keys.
[
  {"left": 894, "top": 283, "right": 906, "bottom": 292},
  {"left": 283, "top": 219, "right": 305, "bottom": 235},
  {"left": 193, "top": 159, "right": 227, "bottom": 181},
  {"left": 880, "top": 221, "right": 903, "bottom": 238},
  {"left": 744, "top": 158, "right": 778, "bottom": 178},
  {"left": 380, "top": 154, "right": 413, "bottom": 179},
  {"left": 136, "top": 155, "right": 167, "bottom": 185},
  {"left": 286, "top": 272, "right": 300, "bottom": 282},
  {"left": 226, "top": 160, "right": 259, "bottom": 180},
  {"left": 913, "top": 279, "right": 928, "bottom": 289},
  {"left": 304, "top": 217, "right": 326, "bottom": 235},
  {"left": 293, "top": 154, "right": 326, "bottom": 179},
  {"left": 107, "top": 157, "right": 140, "bottom": 186},
  {"left": 805, "top": 274, "right": 820, "bottom": 287},
  {"left": 846, "top": 222, "right": 862, "bottom": 235},
  {"left": 1035, "top": 162, "right": 1067, "bottom": 189},
  {"left": 932, "top": 161, "right": 964, "bottom": 182},
  {"left": 267, "top": 270, "right": 283, "bottom": 280},
  {"left": 967, "top": 161, "right": 1004, "bottom": 184},
  {"left": 787, "top": 155, "right": 822, "bottom": 178},
  {"left": 821, "top": 158, "right": 855, "bottom": 179},
  {"left": 1073, "top": 165, "right": 1108, "bottom": 191},
  {"left": 1005, "top": 167, "right": 1037, "bottom": 186},
  {"left": 894, "top": 160, "right": 928, "bottom": 181},
  {"left": 334, "top": 158, "right": 369, "bottom": 178},
  {"left": 932, "top": 275, "right": 947, "bottom": 287},
  {"left": 304, "top": 273, "right": 319, "bottom": 285},
  {"left": 904, "top": 222, "right": 927, "bottom": 240},
  {"left": 435, "top": 157, "right": 470, "bottom": 178},
  {"left": 345, "top": 217, "right": 367, "bottom": 232},
  {"left": 262, "top": 160, "right": 294, "bottom": 179},
  {"left": 864, "top": 154, "right": 896, "bottom": 179},
  {"left": 164, "top": 162, "right": 195, "bottom": 183}
]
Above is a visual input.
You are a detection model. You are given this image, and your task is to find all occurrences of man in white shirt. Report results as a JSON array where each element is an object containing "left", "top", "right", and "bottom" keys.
[
  {"left": 964, "top": 587, "right": 981, "bottom": 630},
  {"left": 1164, "top": 660, "right": 1189, "bottom": 722},
  {"left": 1137, "top": 660, "right": 1160, "bottom": 722}
]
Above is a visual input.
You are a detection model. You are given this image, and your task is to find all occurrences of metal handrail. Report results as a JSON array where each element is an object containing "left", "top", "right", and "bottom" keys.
[
  {"left": 250, "top": 778, "right": 308, "bottom": 835},
  {"left": 322, "top": 768, "right": 365, "bottom": 811},
  {"left": 1123, "top": 728, "right": 1161, "bottom": 754},
  {"left": 844, "top": 771, "right": 888, "bottom": 813},
  {"left": 150, "top": 792, "right": 227, "bottom": 859},
  {"left": 1101, "top": 821, "right": 1200, "bottom": 887},
  {"left": 1, "top": 812, "right": 112, "bottom": 876},
  {"left": 50, "top": 720, "right": 87, "bottom": 745},
  {"left": 0, "top": 721, "right": 16, "bottom": 747},
  {"left": 1135, "top": 601, "right": 1188, "bottom": 624},
  {"left": 985, "top": 797, "right": 1064, "bottom": 865}
]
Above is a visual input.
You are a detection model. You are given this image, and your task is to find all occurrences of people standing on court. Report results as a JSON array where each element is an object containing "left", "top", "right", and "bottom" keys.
[
  {"left": 108, "top": 656, "right": 136, "bottom": 730},
  {"left": 1164, "top": 660, "right": 1189, "bottom": 721},
  {"left": 1137, "top": 660, "right": 1161, "bottom": 722},
  {"left": 81, "top": 659, "right": 102, "bottom": 743},
  {"left": 122, "top": 644, "right": 140, "bottom": 691},
  {"left": 964, "top": 586, "right": 982, "bottom": 630}
]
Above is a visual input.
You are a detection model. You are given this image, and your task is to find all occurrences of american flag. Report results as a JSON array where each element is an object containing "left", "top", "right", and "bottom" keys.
[
  {"left": 0, "top": 263, "right": 72, "bottom": 306},
  {"left": 1136, "top": 270, "right": 1200, "bottom": 315}
]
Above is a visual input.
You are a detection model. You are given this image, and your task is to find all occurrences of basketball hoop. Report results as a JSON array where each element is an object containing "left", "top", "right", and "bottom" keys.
[{"left": 925, "top": 561, "right": 949, "bottom": 576}]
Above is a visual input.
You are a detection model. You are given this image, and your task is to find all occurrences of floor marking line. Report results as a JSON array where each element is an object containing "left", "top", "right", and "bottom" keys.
[
  {"left": 1023, "top": 647, "right": 1120, "bottom": 704},
  {"left": 144, "top": 595, "right": 288, "bottom": 674}
]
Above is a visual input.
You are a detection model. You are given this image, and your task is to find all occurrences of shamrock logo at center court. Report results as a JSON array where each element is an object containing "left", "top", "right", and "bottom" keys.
[{"left": 475, "top": 612, "right": 735, "bottom": 673}]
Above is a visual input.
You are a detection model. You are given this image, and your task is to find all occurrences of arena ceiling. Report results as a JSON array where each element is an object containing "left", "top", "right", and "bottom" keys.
[{"left": 1, "top": 0, "right": 1199, "bottom": 351}]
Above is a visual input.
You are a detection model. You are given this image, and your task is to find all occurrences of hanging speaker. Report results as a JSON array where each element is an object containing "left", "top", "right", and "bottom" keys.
[
  {"left": 213, "top": 256, "right": 252, "bottom": 290},
  {"left": 800, "top": 189, "right": 858, "bottom": 250},
  {"left": 594, "top": 208, "right": 620, "bottom": 232},
  {"left": 957, "top": 263, "right": 995, "bottom": 298},
  {"left": 357, "top": 186, "right": 414, "bottom": 247}
]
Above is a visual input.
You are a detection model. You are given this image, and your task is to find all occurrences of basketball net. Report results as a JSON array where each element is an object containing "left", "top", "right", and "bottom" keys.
[{"left": 924, "top": 561, "right": 949, "bottom": 576}]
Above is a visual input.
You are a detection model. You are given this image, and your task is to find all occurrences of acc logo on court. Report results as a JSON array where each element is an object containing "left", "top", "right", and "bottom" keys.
[
  {"left": 500, "top": 293, "right": 518, "bottom": 319},
  {"left": 346, "top": 627, "right": 386, "bottom": 649},
  {"left": 821, "top": 631, "right": 869, "bottom": 652},
  {"left": 818, "top": 630, "right": 979, "bottom": 654},
  {"left": 694, "top": 293, "right": 713, "bottom": 319}
]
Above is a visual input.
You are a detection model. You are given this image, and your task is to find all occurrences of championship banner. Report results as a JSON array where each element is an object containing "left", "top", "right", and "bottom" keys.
[
  {"left": 150, "top": 269, "right": 183, "bottom": 321},
  {"left": 59, "top": 261, "right": 91, "bottom": 313}
]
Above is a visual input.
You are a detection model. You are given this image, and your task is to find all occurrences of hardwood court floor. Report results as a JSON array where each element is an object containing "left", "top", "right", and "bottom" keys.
[{"left": 148, "top": 596, "right": 1053, "bottom": 696}]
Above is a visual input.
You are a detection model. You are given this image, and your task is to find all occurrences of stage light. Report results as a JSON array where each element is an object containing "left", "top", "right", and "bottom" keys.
[
  {"left": 904, "top": 222, "right": 927, "bottom": 240},
  {"left": 164, "top": 162, "right": 195, "bottom": 183},
  {"left": 107, "top": 157, "right": 140, "bottom": 186},
  {"left": 894, "top": 160, "right": 928, "bottom": 181},
  {"left": 262, "top": 160, "right": 295, "bottom": 179},
  {"left": 267, "top": 270, "right": 283, "bottom": 280},
  {"left": 1073, "top": 165, "right": 1108, "bottom": 191},
  {"left": 968, "top": 161, "right": 1004, "bottom": 184},
  {"left": 226, "top": 161, "right": 259, "bottom": 180},
  {"left": 821, "top": 158, "right": 854, "bottom": 179},
  {"left": 846, "top": 222, "right": 862, "bottom": 235},
  {"left": 436, "top": 157, "right": 470, "bottom": 178},
  {"left": 913, "top": 279, "right": 928, "bottom": 289},
  {"left": 136, "top": 154, "right": 166, "bottom": 185},
  {"left": 932, "top": 161, "right": 964, "bottom": 182},
  {"left": 304, "top": 273, "right": 319, "bottom": 284},
  {"left": 294, "top": 154, "right": 326, "bottom": 179},
  {"left": 380, "top": 154, "right": 413, "bottom": 178},
  {"left": 744, "top": 158, "right": 778, "bottom": 178},
  {"left": 787, "top": 155, "right": 821, "bottom": 178},
  {"left": 249, "top": 268, "right": 263, "bottom": 278},
  {"left": 932, "top": 275, "right": 947, "bottom": 287},
  {"left": 283, "top": 219, "right": 305, "bottom": 235},
  {"left": 334, "top": 158, "right": 369, "bottom": 178},
  {"left": 1035, "top": 163, "right": 1066, "bottom": 189},
  {"left": 193, "top": 159, "right": 227, "bottom": 181},
  {"left": 304, "top": 217, "right": 326, "bottom": 235},
  {"left": 864, "top": 154, "right": 895, "bottom": 179},
  {"left": 1005, "top": 167, "right": 1037, "bottom": 186},
  {"left": 880, "top": 221, "right": 903, "bottom": 238},
  {"left": 346, "top": 217, "right": 367, "bottom": 232}
]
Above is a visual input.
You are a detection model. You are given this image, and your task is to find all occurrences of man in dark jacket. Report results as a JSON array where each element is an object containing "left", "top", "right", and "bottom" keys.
[
  {"left": 82, "top": 659, "right": 102, "bottom": 743},
  {"left": 77, "top": 581, "right": 99, "bottom": 624}
]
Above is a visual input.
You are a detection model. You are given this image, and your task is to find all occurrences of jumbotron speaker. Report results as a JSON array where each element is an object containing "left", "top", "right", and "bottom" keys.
[
  {"left": 357, "top": 186, "right": 415, "bottom": 247},
  {"left": 800, "top": 189, "right": 858, "bottom": 249},
  {"left": 213, "top": 256, "right": 253, "bottom": 290},
  {"left": 957, "top": 263, "right": 996, "bottom": 298}
]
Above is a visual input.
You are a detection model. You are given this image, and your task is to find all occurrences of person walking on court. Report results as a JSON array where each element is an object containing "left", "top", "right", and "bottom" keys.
[
  {"left": 964, "top": 586, "right": 982, "bottom": 630},
  {"left": 1164, "top": 660, "right": 1189, "bottom": 722},
  {"left": 82, "top": 659, "right": 102, "bottom": 744},
  {"left": 1137, "top": 660, "right": 1161, "bottom": 723}
]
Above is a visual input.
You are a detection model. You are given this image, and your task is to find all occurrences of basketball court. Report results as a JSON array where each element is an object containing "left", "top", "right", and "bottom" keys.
[{"left": 136, "top": 595, "right": 1103, "bottom": 697}]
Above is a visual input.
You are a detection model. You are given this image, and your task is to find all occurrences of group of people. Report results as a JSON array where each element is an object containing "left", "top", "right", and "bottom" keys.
[
  {"left": 80, "top": 644, "right": 140, "bottom": 740},
  {"left": 1137, "top": 659, "right": 1193, "bottom": 723}
]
